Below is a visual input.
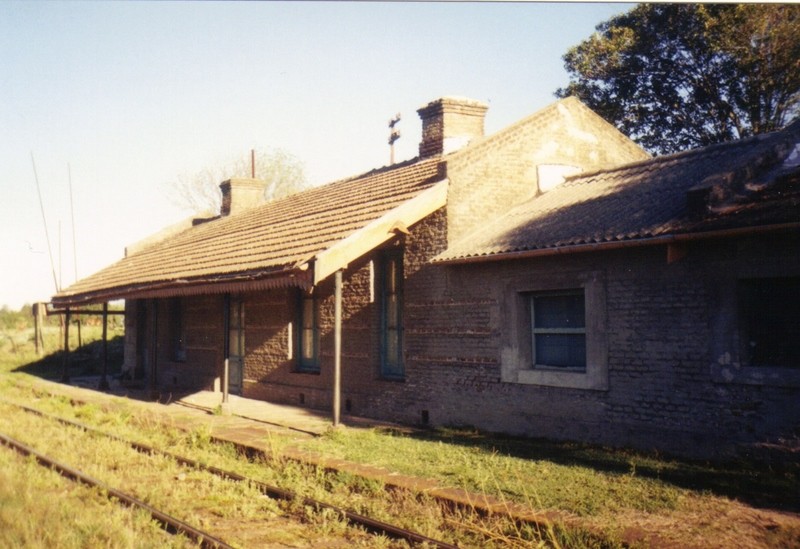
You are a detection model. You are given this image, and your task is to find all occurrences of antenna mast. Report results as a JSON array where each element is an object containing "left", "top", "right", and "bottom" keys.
[
  {"left": 388, "top": 113, "right": 401, "bottom": 165},
  {"left": 31, "top": 153, "right": 60, "bottom": 293},
  {"left": 68, "top": 163, "right": 79, "bottom": 283},
  {"left": 68, "top": 163, "right": 83, "bottom": 347}
]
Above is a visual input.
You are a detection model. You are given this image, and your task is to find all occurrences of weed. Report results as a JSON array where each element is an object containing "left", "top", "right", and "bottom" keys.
[{"left": 187, "top": 425, "right": 213, "bottom": 449}]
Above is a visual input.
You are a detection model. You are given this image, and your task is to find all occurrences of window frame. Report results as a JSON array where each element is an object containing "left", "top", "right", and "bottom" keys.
[
  {"left": 710, "top": 269, "right": 800, "bottom": 387},
  {"left": 530, "top": 290, "right": 587, "bottom": 372},
  {"left": 499, "top": 270, "right": 608, "bottom": 391},
  {"left": 737, "top": 277, "right": 800, "bottom": 370},
  {"left": 296, "top": 291, "right": 320, "bottom": 373},
  {"left": 379, "top": 249, "right": 405, "bottom": 380},
  {"left": 168, "top": 297, "right": 187, "bottom": 363}
]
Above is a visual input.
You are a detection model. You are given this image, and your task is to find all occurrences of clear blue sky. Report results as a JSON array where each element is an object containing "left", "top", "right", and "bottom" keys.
[{"left": 0, "top": 1, "right": 632, "bottom": 310}]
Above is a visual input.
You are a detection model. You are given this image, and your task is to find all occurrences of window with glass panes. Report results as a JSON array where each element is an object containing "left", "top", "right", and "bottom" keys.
[
  {"left": 297, "top": 292, "right": 319, "bottom": 372},
  {"left": 738, "top": 277, "right": 800, "bottom": 368},
  {"left": 530, "top": 290, "right": 586, "bottom": 370},
  {"left": 169, "top": 297, "right": 186, "bottom": 362},
  {"left": 380, "top": 251, "right": 404, "bottom": 379}
]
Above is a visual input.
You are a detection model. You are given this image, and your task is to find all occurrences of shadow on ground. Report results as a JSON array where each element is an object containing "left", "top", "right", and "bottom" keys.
[
  {"left": 13, "top": 336, "right": 124, "bottom": 380},
  {"left": 11, "top": 340, "right": 799, "bottom": 513},
  {"left": 375, "top": 425, "right": 800, "bottom": 513},
  {"left": 11, "top": 337, "right": 200, "bottom": 404}
]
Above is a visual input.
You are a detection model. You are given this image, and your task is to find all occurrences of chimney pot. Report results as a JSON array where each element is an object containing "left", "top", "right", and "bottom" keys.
[{"left": 417, "top": 96, "right": 489, "bottom": 158}]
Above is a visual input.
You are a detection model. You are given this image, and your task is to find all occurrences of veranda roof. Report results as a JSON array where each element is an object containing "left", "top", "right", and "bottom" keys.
[{"left": 53, "top": 157, "right": 446, "bottom": 306}]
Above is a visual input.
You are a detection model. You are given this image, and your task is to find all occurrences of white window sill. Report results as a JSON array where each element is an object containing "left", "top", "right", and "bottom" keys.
[{"left": 516, "top": 367, "right": 608, "bottom": 391}]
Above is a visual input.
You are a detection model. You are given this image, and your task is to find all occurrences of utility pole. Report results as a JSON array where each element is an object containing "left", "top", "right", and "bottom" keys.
[{"left": 68, "top": 163, "right": 82, "bottom": 349}]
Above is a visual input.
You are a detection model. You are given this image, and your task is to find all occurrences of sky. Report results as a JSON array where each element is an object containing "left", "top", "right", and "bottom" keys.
[{"left": 0, "top": 1, "right": 633, "bottom": 310}]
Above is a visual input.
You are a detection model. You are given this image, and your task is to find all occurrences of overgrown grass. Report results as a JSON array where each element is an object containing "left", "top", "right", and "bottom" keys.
[
  {"left": 303, "top": 424, "right": 799, "bottom": 517},
  {"left": 0, "top": 446, "right": 194, "bottom": 548},
  {"left": 0, "top": 383, "right": 536, "bottom": 547},
  {"left": 0, "top": 400, "right": 383, "bottom": 548},
  {"left": 2, "top": 328, "right": 799, "bottom": 548}
]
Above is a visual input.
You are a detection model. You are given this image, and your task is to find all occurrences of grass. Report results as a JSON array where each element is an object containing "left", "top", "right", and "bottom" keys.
[
  {"left": 299, "top": 424, "right": 800, "bottom": 546},
  {"left": 304, "top": 424, "right": 798, "bottom": 515},
  {"left": 0, "top": 385, "right": 538, "bottom": 547},
  {"left": 1, "top": 325, "right": 799, "bottom": 548},
  {"left": 0, "top": 447, "right": 194, "bottom": 549},
  {"left": 0, "top": 399, "right": 381, "bottom": 548}
]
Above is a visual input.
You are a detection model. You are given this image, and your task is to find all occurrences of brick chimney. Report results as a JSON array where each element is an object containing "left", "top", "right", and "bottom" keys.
[
  {"left": 417, "top": 96, "right": 489, "bottom": 158},
  {"left": 219, "top": 178, "right": 269, "bottom": 217}
]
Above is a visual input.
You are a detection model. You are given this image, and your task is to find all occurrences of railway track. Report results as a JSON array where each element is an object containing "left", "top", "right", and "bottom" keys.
[
  {"left": 0, "top": 398, "right": 459, "bottom": 548},
  {"left": 0, "top": 430, "right": 234, "bottom": 549}
]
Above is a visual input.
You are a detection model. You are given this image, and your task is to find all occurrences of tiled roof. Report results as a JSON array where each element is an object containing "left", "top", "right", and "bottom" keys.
[
  {"left": 437, "top": 122, "right": 800, "bottom": 262},
  {"left": 54, "top": 157, "right": 445, "bottom": 305}
]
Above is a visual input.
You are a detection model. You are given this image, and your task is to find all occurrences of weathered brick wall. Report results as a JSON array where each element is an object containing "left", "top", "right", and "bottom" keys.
[
  {"left": 243, "top": 209, "right": 449, "bottom": 417},
  {"left": 156, "top": 295, "right": 223, "bottom": 393},
  {"left": 445, "top": 98, "right": 650, "bottom": 243},
  {"left": 241, "top": 259, "right": 376, "bottom": 410},
  {"left": 139, "top": 196, "right": 798, "bottom": 459},
  {"left": 418, "top": 97, "right": 488, "bottom": 157},
  {"left": 380, "top": 233, "right": 800, "bottom": 458}
]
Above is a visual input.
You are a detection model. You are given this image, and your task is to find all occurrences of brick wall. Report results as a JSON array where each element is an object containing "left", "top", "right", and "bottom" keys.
[
  {"left": 237, "top": 209, "right": 449, "bottom": 416},
  {"left": 138, "top": 205, "right": 798, "bottom": 458},
  {"left": 384, "top": 232, "right": 800, "bottom": 458},
  {"left": 418, "top": 97, "right": 488, "bottom": 158},
  {"left": 445, "top": 98, "right": 650, "bottom": 243},
  {"left": 156, "top": 294, "right": 223, "bottom": 394}
]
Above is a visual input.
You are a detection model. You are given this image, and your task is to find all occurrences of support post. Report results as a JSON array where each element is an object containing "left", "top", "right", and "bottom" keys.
[
  {"left": 99, "top": 302, "right": 110, "bottom": 390},
  {"left": 222, "top": 294, "right": 231, "bottom": 405},
  {"left": 61, "top": 308, "right": 71, "bottom": 382},
  {"left": 33, "top": 303, "right": 43, "bottom": 356},
  {"left": 149, "top": 300, "right": 158, "bottom": 401},
  {"left": 333, "top": 269, "right": 343, "bottom": 427},
  {"left": 223, "top": 359, "right": 230, "bottom": 404}
]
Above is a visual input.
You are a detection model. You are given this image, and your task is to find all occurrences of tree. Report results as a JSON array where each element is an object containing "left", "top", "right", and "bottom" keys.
[
  {"left": 169, "top": 148, "right": 308, "bottom": 214},
  {"left": 557, "top": 4, "right": 800, "bottom": 155}
]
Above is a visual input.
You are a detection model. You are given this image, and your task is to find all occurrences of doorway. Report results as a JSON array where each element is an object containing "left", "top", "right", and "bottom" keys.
[
  {"left": 227, "top": 296, "right": 244, "bottom": 395},
  {"left": 134, "top": 301, "right": 148, "bottom": 380}
]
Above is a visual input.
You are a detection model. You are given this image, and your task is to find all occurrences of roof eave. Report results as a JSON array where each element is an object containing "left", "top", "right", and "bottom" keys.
[
  {"left": 434, "top": 222, "right": 800, "bottom": 265},
  {"left": 51, "top": 267, "right": 313, "bottom": 308},
  {"left": 312, "top": 179, "right": 448, "bottom": 284}
]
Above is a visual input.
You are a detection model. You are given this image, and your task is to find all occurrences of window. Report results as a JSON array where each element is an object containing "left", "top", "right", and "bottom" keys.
[
  {"left": 227, "top": 296, "right": 245, "bottom": 359},
  {"left": 297, "top": 292, "right": 319, "bottom": 372},
  {"left": 531, "top": 291, "right": 586, "bottom": 371},
  {"left": 499, "top": 272, "right": 608, "bottom": 391},
  {"left": 380, "top": 251, "right": 404, "bottom": 379},
  {"left": 168, "top": 298, "right": 186, "bottom": 362},
  {"left": 738, "top": 277, "right": 800, "bottom": 369}
]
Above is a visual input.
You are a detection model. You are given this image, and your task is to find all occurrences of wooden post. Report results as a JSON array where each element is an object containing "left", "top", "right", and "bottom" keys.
[
  {"left": 61, "top": 308, "right": 71, "bottom": 382},
  {"left": 99, "top": 302, "right": 110, "bottom": 390},
  {"left": 333, "top": 269, "right": 342, "bottom": 427},
  {"left": 223, "top": 359, "right": 230, "bottom": 404},
  {"left": 222, "top": 294, "right": 231, "bottom": 404},
  {"left": 149, "top": 301, "right": 158, "bottom": 400},
  {"left": 32, "top": 303, "right": 43, "bottom": 356}
]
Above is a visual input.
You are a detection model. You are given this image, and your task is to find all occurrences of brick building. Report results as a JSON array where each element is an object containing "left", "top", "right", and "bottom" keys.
[{"left": 53, "top": 96, "right": 800, "bottom": 458}]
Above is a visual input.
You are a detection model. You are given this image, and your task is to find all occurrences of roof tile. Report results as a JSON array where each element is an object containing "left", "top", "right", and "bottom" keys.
[
  {"left": 56, "top": 157, "right": 444, "bottom": 303},
  {"left": 438, "top": 124, "right": 800, "bottom": 262}
]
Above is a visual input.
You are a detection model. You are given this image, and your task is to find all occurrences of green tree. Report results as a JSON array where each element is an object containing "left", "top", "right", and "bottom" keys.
[
  {"left": 169, "top": 148, "right": 308, "bottom": 214},
  {"left": 558, "top": 4, "right": 800, "bottom": 154}
]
